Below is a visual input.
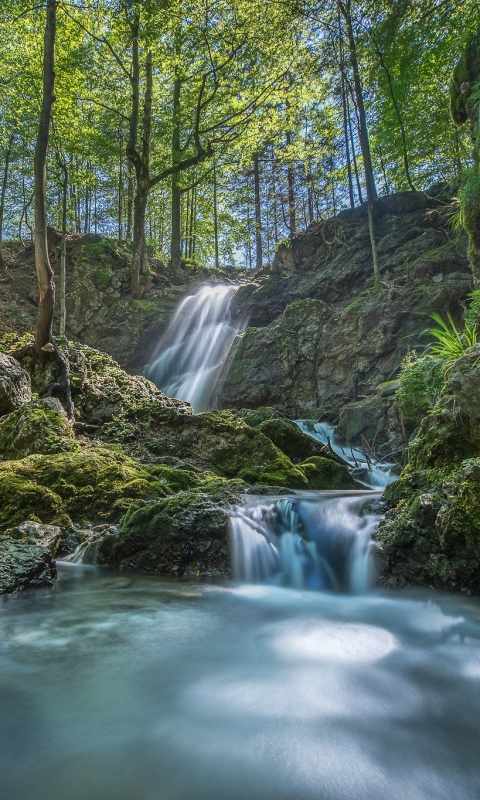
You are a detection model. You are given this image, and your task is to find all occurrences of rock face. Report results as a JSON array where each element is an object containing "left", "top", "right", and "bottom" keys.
[
  {"left": 0, "top": 353, "right": 31, "bottom": 415},
  {"left": 375, "top": 345, "right": 480, "bottom": 594},
  {"left": 221, "top": 192, "right": 472, "bottom": 417}
]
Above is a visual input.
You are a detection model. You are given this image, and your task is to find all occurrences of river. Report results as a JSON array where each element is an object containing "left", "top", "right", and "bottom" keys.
[{"left": 1, "top": 565, "right": 480, "bottom": 800}]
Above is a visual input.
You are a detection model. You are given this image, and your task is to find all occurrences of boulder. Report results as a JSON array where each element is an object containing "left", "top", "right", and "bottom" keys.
[
  {"left": 0, "top": 353, "right": 31, "bottom": 415},
  {"left": 297, "top": 457, "right": 359, "bottom": 490},
  {"left": 0, "top": 537, "right": 57, "bottom": 595},
  {"left": 255, "top": 418, "right": 329, "bottom": 463},
  {"left": 337, "top": 396, "right": 388, "bottom": 445},
  {"left": 97, "top": 479, "right": 246, "bottom": 578},
  {"left": 0, "top": 398, "right": 76, "bottom": 459}
]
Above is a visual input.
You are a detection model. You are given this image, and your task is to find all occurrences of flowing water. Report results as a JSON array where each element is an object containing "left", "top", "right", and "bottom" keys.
[
  {"left": 143, "top": 283, "right": 242, "bottom": 411},
  {"left": 296, "top": 419, "right": 394, "bottom": 489},
  {"left": 230, "top": 491, "right": 381, "bottom": 593},
  {"left": 1, "top": 566, "right": 480, "bottom": 800}
]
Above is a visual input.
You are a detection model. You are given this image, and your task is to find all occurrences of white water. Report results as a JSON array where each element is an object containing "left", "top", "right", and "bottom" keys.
[
  {"left": 2, "top": 567, "right": 480, "bottom": 800},
  {"left": 230, "top": 491, "right": 381, "bottom": 593},
  {"left": 296, "top": 419, "right": 395, "bottom": 489},
  {"left": 144, "top": 284, "right": 243, "bottom": 411}
]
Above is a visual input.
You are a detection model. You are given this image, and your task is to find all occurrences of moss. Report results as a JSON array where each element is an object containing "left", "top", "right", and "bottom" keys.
[
  {"left": 0, "top": 447, "right": 171, "bottom": 529},
  {"left": 145, "top": 464, "right": 200, "bottom": 492},
  {"left": 241, "top": 407, "right": 285, "bottom": 427},
  {"left": 255, "top": 418, "right": 328, "bottom": 463},
  {"left": 98, "top": 478, "right": 246, "bottom": 577},
  {"left": 298, "top": 456, "right": 358, "bottom": 490},
  {"left": 0, "top": 400, "right": 77, "bottom": 459}
]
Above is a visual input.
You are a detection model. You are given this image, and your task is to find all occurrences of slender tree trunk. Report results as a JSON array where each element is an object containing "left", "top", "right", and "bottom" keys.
[
  {"left": 339, "top": 17, "right": 355, "bottom": 209},
  {"left": 348, "top": 96, "right": 363, "bottom": 203},
  {"left": 0, "top": 129, "right": 14, "bottom": 270},
  {"left": 118, "top": 151, "right": 123, "bottom": 243},
  {"left": 339, "top": 0, "right": 377, "bottom": 202},
  {"left": 253, "top": 153, "right": 263, "bottom": 269},
  {"left": 339, "top": 0, "right": 379, "bottom": 290},
  {"left": 213, "top": 160, "right": 220, "bottom": 269},
  {"left": 128, "top": 46, "right": 152, "bottom": 296},
  {"left": 170, "top": 66, "right": 182, "bottom": 270},
  {"left": 189, "top": 186, "right": 195, "bottom": 259},
  {"left": 126, "top": 165, "right": 133, "bottom": 242},
  {"left": 59, "top": 162, "right": 67, "bottom": 337},
  {"left": 373, "top": 39, "right": 415, "bottom": 191},
  {"left": 34, "top": 0, "right": 56, "bottom": 352},
  {"left": 271, "top": 156, "right": 278, "bottom": 247}
]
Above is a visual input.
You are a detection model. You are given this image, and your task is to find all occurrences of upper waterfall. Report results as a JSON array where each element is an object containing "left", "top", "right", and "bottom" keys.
[{"left": 143, "top": 283, "right": 243, "bottom": 412}]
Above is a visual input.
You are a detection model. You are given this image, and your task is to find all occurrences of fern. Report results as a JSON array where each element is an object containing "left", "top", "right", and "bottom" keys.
[{"left": 427, "top": 311, "right": 477, "bottom": 368}]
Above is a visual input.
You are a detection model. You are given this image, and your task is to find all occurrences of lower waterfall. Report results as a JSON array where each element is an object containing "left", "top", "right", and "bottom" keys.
[
  {"left": 230, "top": 491, "right": 382, "bottom": 593},
  {"left": 143, "top": 283, "right": 242, "bottom": 412}
]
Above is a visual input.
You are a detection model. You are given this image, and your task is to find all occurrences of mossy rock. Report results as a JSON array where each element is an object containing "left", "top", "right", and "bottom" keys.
[
  {"left": 145, "top": 464, "right": 201, "bottom": 492},
  {"left": 137, "top": 410, "right": 309, "bottom": 489},
  {"left": 0, "top": 447, "right": 171, "bottom": 529},
  {"left": 255, "top": 418, "right": 328, "bottom": 464},
  {"left": 0, "top": 537, "right": 57, "bottom": 595},
  {"left": 337, "top": 395, "right": 387, "bottom": 445},
  {"left": 98, "top": 478, "right": 246, "bottom": 577},
  {"left": 298, "top": 456, "right": 359, "bottom": 490},
  {"left": 240, "top": 407, "right": 285, "bottom": 427},
  {"left": 0, "top": 398, "right": 77, "bottom": 460},
  {"left": 376, "top": 460, "right": 480, "bottom": 593}
]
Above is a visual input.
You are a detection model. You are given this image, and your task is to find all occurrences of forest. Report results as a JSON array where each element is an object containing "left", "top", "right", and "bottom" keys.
[{"left": 2, "top": 2, "right": 480, "bottom": 800}]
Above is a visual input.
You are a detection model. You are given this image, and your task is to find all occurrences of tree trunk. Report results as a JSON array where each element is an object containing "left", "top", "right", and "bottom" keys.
[
  {"left": 34, "top": 0, "right": 56, "bottom": 352},
  {"left": 59, "top": 162, "right": 67, "bottom": 337},
  {"left": 0, "top": 129, "right": 14, "bottom": 270},
  {"left": 170, "top": 68, "right": 182, "bottom": 271},
  {"left": 129, "top": 47, "right": 152, "bottom": 297},
  {"left": 339, "top": 0, "right": 377, "bottom": 202},
  {"left": 213, "top": 160, "right": 220, "bottom": 269},
  {"left": 253, "top": 153, "right": 263, "bottom": 269},
  {"left": 286, "top": 133, "right": 296, "bottom": 237},
  {"left": 126, "top": 165, "right": 133, "bottom": 241}
]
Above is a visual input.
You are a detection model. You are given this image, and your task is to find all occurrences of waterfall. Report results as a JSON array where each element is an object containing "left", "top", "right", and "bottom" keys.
[
  {"left": 296, "top": 419, "right": 395, "bottom": 489},
  {"left": 144, "top": 284, "right": 242, "bottom": 412},
  {"left": 230, "top": 491, "right": 382, "bottom": 593}
]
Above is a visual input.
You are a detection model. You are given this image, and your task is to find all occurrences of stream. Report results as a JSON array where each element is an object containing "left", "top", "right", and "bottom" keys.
[
  {"left": 1, "top": 568, "right": 480, "bottom": 800},
  {"left": 2, "top": 282, "right": 480, "bottom": 798}
]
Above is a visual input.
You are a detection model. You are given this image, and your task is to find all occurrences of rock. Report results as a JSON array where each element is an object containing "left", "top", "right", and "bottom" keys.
[
  {"left": 0, "top": 399, "right": 76, "bottom": 459},
  {"left": 0, "top": 447, "right": 173, "bottom": 529},
  {"left": 0, "top": 537, "right": 57, "bottom": 595},
  {"left": 445, "top": 344, "right": 480, "bottom": 420},
  {"left": 337, "top": 396, "right": 387, "bottom": 445},
  {"left": 6, "top": 520, "right": 62, "bottom": 556},
  {"left": 97, "top": 479, "right": 246, "bottom": 578},
  {"left": 297, "top": 457, "right": 359, "bottom": 490},
  {"left": 255, "top": 418, "right": 330, "bottom": 463},
  {"left": 0, "top": 353, "right": 31, "bottom": 415}
]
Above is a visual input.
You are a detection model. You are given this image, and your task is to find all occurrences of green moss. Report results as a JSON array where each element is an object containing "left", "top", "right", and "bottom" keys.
[
  {"left": 255, "top": 418, "right": 327, "bottom": 464},
  {"left": 241, "top": 407, "right": 284, "bottom": 427},
  {"left": 0, "top": 401, "right": 77, "bottom": 459},
  {"left": 298, "top": 456, "right": 358, "bottom": 490},
  {"left": 98, "top": 478, "right": 246, "bottom": 576},
  {"left": 0, "top": 447, "right": 170, "bottom": 529},
  {"left": 146, "top": 465, "right": 199, "bottom": 492}
]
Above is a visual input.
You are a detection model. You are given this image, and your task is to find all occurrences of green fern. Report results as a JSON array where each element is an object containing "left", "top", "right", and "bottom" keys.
[{"left": 427, "top": 311, "right": 477, "bottom": 367}]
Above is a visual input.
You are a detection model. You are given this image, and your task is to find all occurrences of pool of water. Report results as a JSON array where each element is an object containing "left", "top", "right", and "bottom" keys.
[{"left": 1, "top": 565, "right": 480, "bottom": 800}]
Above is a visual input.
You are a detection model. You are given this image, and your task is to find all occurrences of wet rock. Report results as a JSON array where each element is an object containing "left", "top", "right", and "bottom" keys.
[
  {"left": 337, "top": 396, "right": 387, "bottom": 446},
  {"left": 97, "top": 479, "right": 247, "bottom": 578},
  {"left": 0, "top": 353, "right": 31, "bottom": 415},
  {"left": 6, "top": 520, "right": 62, "bottom": 556},
  {"left": 297, "top": 456, "right": 359, "bottom": 490},
  {"left": 0, "top": 537, "right": 57, "bottom": 595}
]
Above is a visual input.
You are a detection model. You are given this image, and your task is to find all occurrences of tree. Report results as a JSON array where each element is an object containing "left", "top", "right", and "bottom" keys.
[{"left": 34, "top": 0, "right": 56, "bottom": 352}]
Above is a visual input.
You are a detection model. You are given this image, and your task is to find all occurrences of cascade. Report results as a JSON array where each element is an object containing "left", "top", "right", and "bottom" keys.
[
  {"left": 230, "top": 491, "right": 382, "bottom": 593},
  {"left": 296, "top": 419, "right": 394, "bottom": 489},
  {"left": 144, "top": 283, "right": 243, "bottom": 412}
]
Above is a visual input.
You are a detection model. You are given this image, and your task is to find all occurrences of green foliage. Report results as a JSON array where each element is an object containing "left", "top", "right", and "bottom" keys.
[
  {"left": 464, "top": 290, "right": 480, "bottom": 330},
  {"left": 396, "top": 352, "right": 444, "bottom": 431},
  {"left": 427, "top": 311, "right": 477, "bottom": 366}
]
